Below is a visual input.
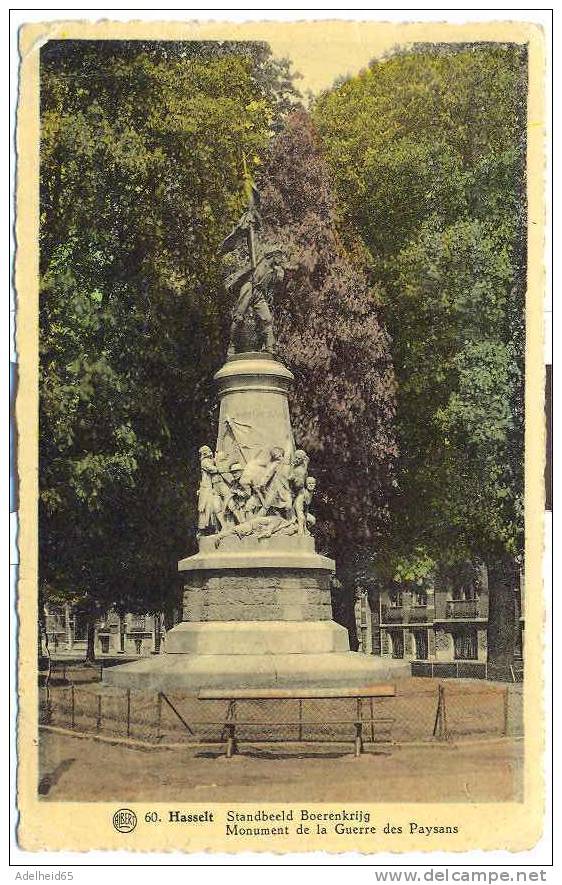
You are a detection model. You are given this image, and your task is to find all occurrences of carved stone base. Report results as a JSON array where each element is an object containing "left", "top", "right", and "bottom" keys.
[{"left": 181, "top": 567, "right": 333, "bottom": 622}]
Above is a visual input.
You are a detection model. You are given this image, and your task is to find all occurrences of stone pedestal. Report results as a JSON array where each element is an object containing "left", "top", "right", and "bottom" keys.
[
  {"left": 104, "top": 354, "right": 409, "bottom": 692},
  {"left": 215, "top": 353, "right": 296, "bottom": 463},
  {"left": 180, "top": 568, "right": 333, "bottom": 623}
]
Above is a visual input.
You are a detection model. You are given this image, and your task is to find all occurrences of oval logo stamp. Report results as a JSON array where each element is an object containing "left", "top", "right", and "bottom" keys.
[{"left": 112, "top": 808, "right": 137, "bottom": 833}]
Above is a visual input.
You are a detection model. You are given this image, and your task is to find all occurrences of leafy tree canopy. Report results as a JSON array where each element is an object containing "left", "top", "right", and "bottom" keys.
[
  {"left": 313, "top": 44, "right": 526, "bottom": 580},
  {"left": 259, "top": 110, "right": 397, "bottom": 576},
  {"left": 40, "top": 42, "right": 395, "bottom": 643},
  {"left": 39, "top": 40, "right": 299, "bottom": 625}
]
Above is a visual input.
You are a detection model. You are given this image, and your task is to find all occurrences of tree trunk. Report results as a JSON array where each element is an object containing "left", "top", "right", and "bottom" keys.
[
  {"left": 368, "top": 586, "right": 381, "bottom": 656},
  {"left": 38, "top": 618, "right": 45, "bottom": 661},
  {"left": 153, "top": 614, "right": 161, "bottom": 654},
  {"left": 330, "top": 575, "right": 359, "bottom": 651},
  {"left": 117, "top": 611, "right": 125, "bottom": 653},
  {"left": 37, "top": 586, "right": 48, "bottom": 664},
  {"left": 85, "top": 619, "right": 96, "bottom": 663},
  {"left": 487, "top": 555, "right": 518, "bottom": 679}
]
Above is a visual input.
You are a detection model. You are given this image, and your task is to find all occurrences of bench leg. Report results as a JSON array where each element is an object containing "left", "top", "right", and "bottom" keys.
[
  {"left": 226, "top": 724, "right": 236, "bottom": 758},
  {"left": 354, "top": 722, "right": 363, "bottom": 757}
]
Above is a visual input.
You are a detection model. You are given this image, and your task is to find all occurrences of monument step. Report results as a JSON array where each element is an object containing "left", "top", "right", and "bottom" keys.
[
  {"left": 102, "top": 650, "right": 410, "bottom": 692},
  {"left": 164, "top": 620, "right": 349, "bottom": 655}
]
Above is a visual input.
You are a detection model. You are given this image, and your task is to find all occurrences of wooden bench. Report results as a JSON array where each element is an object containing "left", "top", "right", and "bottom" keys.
[{"left": 197, "top": 685, "right": 396, "bottom": 758}]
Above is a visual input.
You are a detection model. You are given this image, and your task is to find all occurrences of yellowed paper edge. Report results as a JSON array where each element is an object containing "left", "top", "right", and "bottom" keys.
[{"left": 15, "top": 17, "right": 546, "bottom": 854}]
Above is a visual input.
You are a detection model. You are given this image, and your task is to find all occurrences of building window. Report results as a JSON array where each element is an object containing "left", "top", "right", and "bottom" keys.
[
  {"left": 134, "top": 638, "right": 143, "bottom": 655},
  {"left": 389, "top": 591, "right": 403, "bottom": 608},
  {"left": 390, "top": 630, "right": 404, "bottom": 659},
  {"left": 413, "top": 629, "right": 428, "bottom": 660},
  {"left": 99, "top": 635, "right": 110, "bottom": 654},
  {"left": 453, "top": 628, "right": 478, "bottom": 660},
  {"left": 413, "top": 589, "right": 428, "bottom": 607}
]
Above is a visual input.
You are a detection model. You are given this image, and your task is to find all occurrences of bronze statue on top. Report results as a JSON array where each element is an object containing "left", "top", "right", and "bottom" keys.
[{"left": 220, "top": 184, "right": 287, "bottom": 356}]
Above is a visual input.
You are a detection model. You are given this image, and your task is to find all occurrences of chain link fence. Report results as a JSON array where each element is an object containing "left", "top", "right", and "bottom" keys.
[
  {"left": 39, "top": 677, "right": 523, "bottom": 747},
  {"left": 39, "top": 660, "right": 105, "bottom": 686},
  {"left": 411, "top": 661, "right": 524, "bottom": 682}
]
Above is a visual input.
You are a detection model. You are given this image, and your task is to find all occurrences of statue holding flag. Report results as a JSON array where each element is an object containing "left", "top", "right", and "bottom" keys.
[
  {"left": 220, "top": 179, "right": 287, "bottom": 355},
  {"left": 193, "top": 164, "right": 317, "bottom": 542}
]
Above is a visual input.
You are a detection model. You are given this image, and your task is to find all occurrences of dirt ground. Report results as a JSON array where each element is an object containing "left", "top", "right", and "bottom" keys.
[{"left": 38, "top": 729, "right": 523, "bottom": 804}]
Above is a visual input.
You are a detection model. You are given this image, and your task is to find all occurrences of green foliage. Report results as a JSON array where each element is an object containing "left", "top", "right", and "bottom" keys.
[
  {"left": 259, "top": 111, "right": 397, "bottom": 572},
  {"left": 40, "top": 37, "right": 526, "bottom": 646},
  {"left": 39, "top": 40, "right": 298, "bottom": 621},
  {"left": 314, "top": 44, "right": 526, "bottom": 575},
  {"left": 391, "top": 549, "right": 437, "bottom": 584}
]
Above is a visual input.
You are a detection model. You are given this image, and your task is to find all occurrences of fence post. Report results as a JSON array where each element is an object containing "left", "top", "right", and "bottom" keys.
[
  {"left": 45, "top": 685, "right": 51, "bottom": 724},
  {"left": 126, "top": 688, "right": 131, "bottom": 738},
  {"left": 432, "top": 685, "right": 441, "bottom": 737},
  {"left": 156, "top": 692, "right": 162, "bottom": 743},
  {"left": 433, "top": 684, "right": 449, "bottom": 741},
  {"left": 70, "top": 684, "right": 75, "bottom": 729},
  {"left": 355, "top": 698, "right": 364, "bottom": 755},
  {"left": 503, "top": 685, "right": 509, "bottom": 736},
  {"left": 96, "top": 694, "right": 102, "bottom": 732},
  {"left": 225, "top": 700, "right": 237, "bottom": 758},
  {"left": 160, "top": 692, "right": 195, "bottom": 735}
]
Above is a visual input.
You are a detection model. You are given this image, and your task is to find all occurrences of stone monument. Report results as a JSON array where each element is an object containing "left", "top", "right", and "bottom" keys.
[{"left": 105, "top": 185, "right": 408, "bottom": 690}]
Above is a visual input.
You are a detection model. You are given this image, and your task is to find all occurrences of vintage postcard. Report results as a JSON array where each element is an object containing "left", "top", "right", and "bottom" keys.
[{"left": 14, "top": 15, "right": 547, "bottom": 855}]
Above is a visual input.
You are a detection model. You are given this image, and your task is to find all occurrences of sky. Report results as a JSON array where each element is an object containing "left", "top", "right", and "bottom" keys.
[{"left": 42, "top": 17, "right": 536, "bottom": 97}]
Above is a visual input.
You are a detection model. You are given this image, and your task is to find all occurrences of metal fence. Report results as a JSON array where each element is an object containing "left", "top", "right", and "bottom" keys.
[
  {"left": 38, "top": 679, "right": 523, "bottom": 747},
  {"left": 39, "top": 661, "right": 106, "bottom": 686},
  {"left": 411, "top": 661, "right": 524, "bottom": 682}
]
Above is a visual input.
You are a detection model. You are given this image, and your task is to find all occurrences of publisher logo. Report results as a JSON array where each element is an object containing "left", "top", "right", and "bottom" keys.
[{"left": 112, "top": 808, "right": 137, "bottom": 833}]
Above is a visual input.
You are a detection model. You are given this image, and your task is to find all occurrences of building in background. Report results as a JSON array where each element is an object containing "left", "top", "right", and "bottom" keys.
[
  {"left": 43, "top": 604, "right": 170, "bottom": 657},
  {"left": 354, "top": 564, "right": 524, "bottom": 679}
]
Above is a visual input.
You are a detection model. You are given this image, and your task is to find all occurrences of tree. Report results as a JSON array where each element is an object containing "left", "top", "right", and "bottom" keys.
[
  {"left": 259, "top": 110, "right": 397, "bottom": 634},
  {"left": 313, "top": 45, "right": 526, "bottom": 663},
  {"left": 39, "top": 40, "right": 299, "bottom": 655}
]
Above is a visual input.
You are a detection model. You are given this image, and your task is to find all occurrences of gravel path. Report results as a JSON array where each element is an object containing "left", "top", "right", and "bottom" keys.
[{"left": 38, "top": 730, "right": 523, "bottom": 804}]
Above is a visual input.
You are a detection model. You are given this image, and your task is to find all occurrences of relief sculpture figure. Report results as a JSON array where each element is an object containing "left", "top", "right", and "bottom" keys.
[
  {"left": 212, "top": 451, "right": 245, "bottom": 526},
  {"left": 258, "top": 446, "right": 293, "bottom": 517},
  {"left": 291, "top": 449, "right": 310, "bottom": 535},
  {"left": 197, "top": 446, "right": 224, "bottom": 536},
  {"left": 303, "top": 476, "right": 317, "bottom": 532},
  {"left": 200, "top": 441, "right": 318, "bottom": 545}
]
